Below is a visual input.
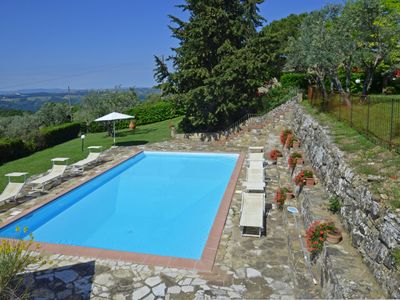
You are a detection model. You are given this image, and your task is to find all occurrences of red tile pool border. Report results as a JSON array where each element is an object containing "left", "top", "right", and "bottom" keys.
[{"left": 0, "top": 150, "right": 245, "bottom": 272}]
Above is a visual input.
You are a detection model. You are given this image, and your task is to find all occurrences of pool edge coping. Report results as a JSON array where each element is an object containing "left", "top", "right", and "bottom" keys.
[{"left": 0, "top": 150, "right": 245, "bottom": 273}]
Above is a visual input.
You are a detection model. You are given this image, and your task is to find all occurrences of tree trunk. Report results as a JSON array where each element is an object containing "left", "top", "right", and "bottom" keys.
[
  {"left": 345, "top": 63, "right": 352, "bottom": 94},
  {"left": 362, "top": 68, "right": 373, "bottom": 101},
  {"left": 316, "top": 75, "right": 328, "bottom": 110},
  {"left": 333, "top": 74, "right": 351, "bottom": 107}
]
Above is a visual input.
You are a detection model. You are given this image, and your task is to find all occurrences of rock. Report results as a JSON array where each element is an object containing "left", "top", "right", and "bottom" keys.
[
  {"left": 131, "top": 286, "right": 151, "bottom": 300},
  {"left": 55, "top": 270, "right": 79, "bottom": 284},
  {"left": 152, "top": 283, "right": 166, "bottom": 297},
  {"left": 246, "top": 268, "right": 262, "bottom": 278},
  {"left": 145, "top": 276, "right": 162, "bottom": 287}
]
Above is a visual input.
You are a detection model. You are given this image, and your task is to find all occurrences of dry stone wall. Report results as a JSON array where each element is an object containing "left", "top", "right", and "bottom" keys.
[{"left": 290, "top": 102, "right": 400, "bottom": 298}]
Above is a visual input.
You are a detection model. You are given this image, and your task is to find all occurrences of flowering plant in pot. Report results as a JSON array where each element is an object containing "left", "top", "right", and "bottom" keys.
[
  {"left": 294, "top": 169, "right": 314, "bottom": 186},
  {"left": 280, "top": 129, "right": 292, "bottom": 146},
  {"left": 306, "top": 221, "right": 336, "bottom": 254},
  {"left": 292, "top": 137, "right": 300, "bottom": 148},
  {"left": 273, "top": 187, "right": 292, "bottom": 210},
  {"left": 288, "top": 152, "right": 303, "bottom": 169},
  {"left": 268, "top": 149, "right": 282, "bottom": 163}
]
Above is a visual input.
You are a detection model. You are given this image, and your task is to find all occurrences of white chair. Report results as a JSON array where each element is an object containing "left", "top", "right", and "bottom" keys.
[
  {"left": 30, "top": 158, "right": 69, "bottom": 192},
  {"left": 72, "top": 146, "right": 103, "bottom": 173},
  {"left": 240, "top": 192, "right": 265, "bottom": 238},
  {"left": 248, "top": 152, "right": 265, "bottom": 161},
  {"left": 0, "top": 172, "right": 28, "bottom": 205},
  {"left": 248, "top": 146, "right": 264, "bottom": 153}
]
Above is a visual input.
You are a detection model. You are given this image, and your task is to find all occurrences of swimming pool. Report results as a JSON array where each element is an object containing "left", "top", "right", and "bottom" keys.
[{"left": 0, "top": 151, "right": 240, "bottom": 260}]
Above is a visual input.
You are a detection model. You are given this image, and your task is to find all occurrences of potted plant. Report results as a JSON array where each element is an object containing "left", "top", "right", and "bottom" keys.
[
  {"left": 169, "top": 122, "right": 177, "bottom": 138},
  {"left": 280, "top": 129, "right": 292, "bottom": 146},
  {"left": 288, "top": 152, "right": 303, "bottom": 169},
  {"left": 292, "top": 137, "right": 300, "bottom": 148},
  {"left": 306, "top": 221, "right": 336, "bottom": 255},
  {"left": 304, "top": 170, "right": 315, "bottom": 186},
  {"left": 268, "top": 149, "right": 282, "bottom": 164},
  {"left": 326, "top": 228, "right": 342, "bottom": 244},
  {"left": 294, "top": 169, "right": 314, "bottom": 186},
  {"left": 273, "top": 187, "right": 292, "bottom": 210},
  {"left": 284, "top": 133, "right": 293, "bottom": 149},
  {"left": 129, "top": 119, "right": 136, "bottom": 130}
]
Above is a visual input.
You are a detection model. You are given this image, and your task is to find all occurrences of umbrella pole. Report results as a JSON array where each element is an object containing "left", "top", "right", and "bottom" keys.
[{"left": 113, "top": 121, "right": 116, "bottom": 145}]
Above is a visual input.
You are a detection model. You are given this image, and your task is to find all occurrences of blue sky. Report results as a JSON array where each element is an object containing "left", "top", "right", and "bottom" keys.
[{"left": 0, "top": 0, "right": 342, "bottom": 91}]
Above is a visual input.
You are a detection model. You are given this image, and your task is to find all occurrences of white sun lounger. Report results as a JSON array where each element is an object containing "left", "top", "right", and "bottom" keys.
[
  {"left": 31, "top": 158, "right": 69, "bottom": 192},
  {"left": 240, "top": 192, "right": 265, "bottom": 238},
  {"left": 72, "top": 147, "right": 103, "bottom": 173},
  {"left": 248, "top": 160, "right": 264, "bottom": 170},
  {"left": 247, "top": 152, "right": 264, "bottom": 161},
  {"left": 249, "top": 146, "right": 264, "bottom": 153},
  {"left": 246, "top": 168, "right": 265, "bottom": 181},
  {"left": 0, "top": 172, "right": 28, "bottom": 205}
]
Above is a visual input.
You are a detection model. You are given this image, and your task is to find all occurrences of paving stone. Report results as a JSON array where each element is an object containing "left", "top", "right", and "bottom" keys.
[
  {"left": 181, "top": 285, "right": 194, "bottom": 293},
  {"left": 94, "top": 273, "right": 114, "bottom": 287},
  {"left": 192, "top": 278, "right": 207, "bottom": 285},
  {"left": 131, "top": 286, "right": 151, "bottom": 300},
  {"left": 167, "top": 286, "right": 181, "bottom": 294},
  {"left": 113, "top": 293, "right": 127, "bottom": 300},
  {"left": 55, "top": 270, "right": 79, "bottom": 283},
  {"left": 152, "top": 283, "right": 166, "bottom": 297},
  {"left": 145, "top": 276, "right": 162, "bottom": 287},
  {"left": 246, "top": 268, "right": 262, "bottom": 278}
]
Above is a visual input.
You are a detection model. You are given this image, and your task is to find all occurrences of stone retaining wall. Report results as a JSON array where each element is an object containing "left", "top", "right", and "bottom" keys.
[{"left": 290, "top": 102, "right": 400, "bottom": 298}]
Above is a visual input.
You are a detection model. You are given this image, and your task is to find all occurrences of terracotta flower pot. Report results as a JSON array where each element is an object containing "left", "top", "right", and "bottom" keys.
[
  {"left": 286, "top": 192, "right": 293, "bottom": 201},
  {"left": 293, "top": 141, "right": 300, "bottom": 148},
  {"left": 326, "top": 230, "right": 342, "bottom": 244},
  {"left": 306, "top": 178, "right": 315, "bottom": 186},
  {"left": 296, "top": 158, "right": 304, "bottom": 165}
]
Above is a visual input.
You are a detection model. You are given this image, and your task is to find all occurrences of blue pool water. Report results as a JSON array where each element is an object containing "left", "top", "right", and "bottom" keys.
[{"left": 0, "top": 151, "right": 238, "bottom": 259}]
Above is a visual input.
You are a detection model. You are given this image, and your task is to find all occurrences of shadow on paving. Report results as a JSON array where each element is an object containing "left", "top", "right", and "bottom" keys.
[
  {"left": 19, "top": 261, "right": 96, "bottom": 300},
  {"left": 115, "top": 140, "right": 149, "bottom": 147}
]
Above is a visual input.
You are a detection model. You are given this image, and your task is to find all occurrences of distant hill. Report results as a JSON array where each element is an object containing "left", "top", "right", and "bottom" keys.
[{"left": 0, "top": 88, "right": 161, "bottom": 111}]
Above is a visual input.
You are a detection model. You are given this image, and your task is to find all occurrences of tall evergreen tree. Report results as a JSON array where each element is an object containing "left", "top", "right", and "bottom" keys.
[{"left": 154, "top": 0, "right": 265, "bottom": 132}]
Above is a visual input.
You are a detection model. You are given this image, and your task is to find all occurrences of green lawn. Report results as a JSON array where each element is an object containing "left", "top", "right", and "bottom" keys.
[{"left": 0, "top": 117, "right": 181, "bottom": 191}]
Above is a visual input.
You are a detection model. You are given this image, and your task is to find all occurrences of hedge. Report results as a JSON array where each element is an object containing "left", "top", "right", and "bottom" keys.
[
  {"left": 0, "top": 138, "right": 32, "bottom": 165},
  {"left": 37, "top": 122, "right": 81, "bottom": 149},
  {"left": 127, "top": 101, "right": 181, "bottom": 126},
  {"left": 280, "top": 73, "right": 308, "bottom": 91}
]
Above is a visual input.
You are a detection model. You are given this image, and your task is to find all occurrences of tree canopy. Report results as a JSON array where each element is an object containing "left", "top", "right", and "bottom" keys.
[{"left": 154, "top": 0, "right": 268, "bottom": 132}]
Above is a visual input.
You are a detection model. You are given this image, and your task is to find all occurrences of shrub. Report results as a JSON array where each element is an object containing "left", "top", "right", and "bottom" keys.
[
  {"left": 393, "top": 248, "right": 400, "bottom": 270},
  {"left": 0, "top": 228, "right": 46, "bottom": 299},
  {"left": 0, "top": 138, "right": 31, "bottom": 165},
  {"left": 280, "top": 73, "right": 308, "bottom": 90},
  {"left": 37, "top": 122, "right": 81, "bottom": 149},
  {"left": 127, "top": 101, "right": 180, "bottom": 126},
  {"left": 328, "top": 197, "right": 341, "bottom": 214},
  {"left": 261, "top": 86, "right": 300, "bottom": 112}
]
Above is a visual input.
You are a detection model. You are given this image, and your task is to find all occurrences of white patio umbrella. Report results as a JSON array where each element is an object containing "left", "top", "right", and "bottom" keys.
[{"left": 95, "top": 112, "right": 135, "bottom": 145}]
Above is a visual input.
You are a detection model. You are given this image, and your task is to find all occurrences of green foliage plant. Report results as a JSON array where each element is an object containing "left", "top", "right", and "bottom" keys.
[
  {"left": 0, "top": 227, "right": 46, "bottom": 300},
  {"left": 328, "top": 196, "right": 341, "bottom": 214}
]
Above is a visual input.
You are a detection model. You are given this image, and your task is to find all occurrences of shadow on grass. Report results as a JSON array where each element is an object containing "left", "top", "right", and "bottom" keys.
[
  {"left": 15, "top": 261, "right": 96, "bottom": 299},
  {"left": 116, "top": 128, "right": 157, "bottom": 137},
  {"left": 115, "top": 140, "right": 148, "bottom": 147}
]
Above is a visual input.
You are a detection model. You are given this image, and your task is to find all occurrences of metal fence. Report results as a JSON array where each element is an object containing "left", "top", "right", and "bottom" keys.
[{"left": 308, "top": 87, "right": 400, "bottom": 153}]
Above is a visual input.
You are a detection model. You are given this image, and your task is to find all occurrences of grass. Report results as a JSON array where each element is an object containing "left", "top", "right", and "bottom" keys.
[
  {"left": 0, "top": 117, "right": 181, "bottom": 191},
  {"left": 302, "top": 101, "right": 400, "bottom": 210},
  {"left": 314, "top": 94, "right": 400, "bottom": 149}
]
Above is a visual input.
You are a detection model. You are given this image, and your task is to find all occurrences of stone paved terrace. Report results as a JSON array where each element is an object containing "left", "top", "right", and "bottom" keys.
[{"left": 0, "top": 102, "right": 384, "bottom": 299}]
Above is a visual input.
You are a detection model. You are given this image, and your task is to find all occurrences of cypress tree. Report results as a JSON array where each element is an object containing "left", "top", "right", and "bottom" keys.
[{"left": 154, "top": 0, "right": 265, "bottom": 132}]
